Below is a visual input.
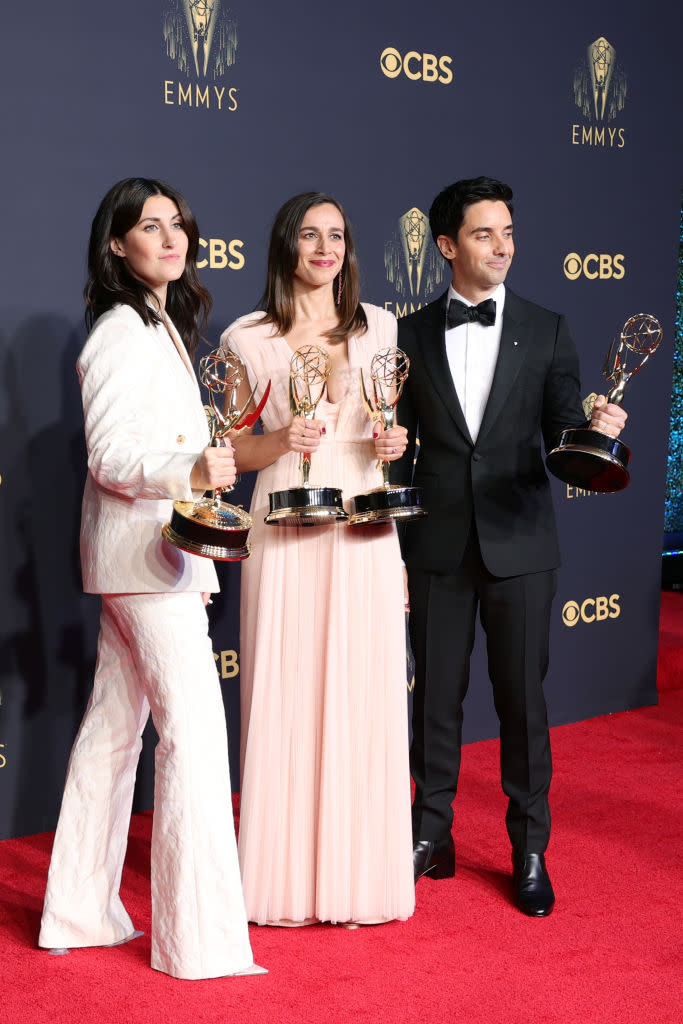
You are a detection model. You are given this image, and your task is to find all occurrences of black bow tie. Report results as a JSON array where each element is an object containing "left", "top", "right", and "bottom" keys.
[{"left": 446, "top": 297, "right": 496, "bottom": 329}]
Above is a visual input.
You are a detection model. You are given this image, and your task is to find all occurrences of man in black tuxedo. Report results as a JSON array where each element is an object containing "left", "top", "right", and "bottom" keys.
[{"left": 394, "top": 176, "right": 626, "bottom": 915}]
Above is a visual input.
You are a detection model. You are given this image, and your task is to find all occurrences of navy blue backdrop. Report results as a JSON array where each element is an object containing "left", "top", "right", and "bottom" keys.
[{"left": 1, "top": 0, "right": 681, "bottom": 837}]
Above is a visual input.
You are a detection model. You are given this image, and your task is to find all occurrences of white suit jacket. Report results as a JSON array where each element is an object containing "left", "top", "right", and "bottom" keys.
[{"left": 77, "top": 304, "right": 219, "bottom": 594}]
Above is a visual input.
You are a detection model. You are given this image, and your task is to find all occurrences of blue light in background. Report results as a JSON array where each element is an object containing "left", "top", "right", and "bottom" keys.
[{"left": 664, "top": 200, "right": 683, "bottom": 534}]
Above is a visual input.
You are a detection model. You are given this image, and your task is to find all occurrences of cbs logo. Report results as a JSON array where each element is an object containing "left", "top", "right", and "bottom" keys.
[
  {"left": 563, "top": 253, "right": 625, "bottom": 280},
  {"left": 562, "top": 595, "right": 621, "bottom": 627},
  {"left": 380, "top": 47, "right": 453, "bottom": 84},
  {"left": 197, "top": 238, "right": 245, "bottom": 271},
  {"left": 214, "top": 650, "right": 239, "bottom": 679}
]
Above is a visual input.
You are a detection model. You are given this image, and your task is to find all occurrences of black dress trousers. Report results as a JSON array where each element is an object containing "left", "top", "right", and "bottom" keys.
[{"left": 408, "top": 528, "right": 556, "bottom": 854}]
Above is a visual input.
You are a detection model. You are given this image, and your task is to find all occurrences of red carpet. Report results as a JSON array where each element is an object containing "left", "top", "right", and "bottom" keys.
[
  {"left": 657, "top": 590, "right": 683, "bottom": 690},
  {"left": 2, "top": 599, "right": 682, "bottom": 1024}
]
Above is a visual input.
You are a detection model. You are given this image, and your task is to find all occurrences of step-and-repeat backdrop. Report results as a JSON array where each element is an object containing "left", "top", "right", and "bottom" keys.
[{"left": 1, "top": 1, "right": 681, "bottom": 838}]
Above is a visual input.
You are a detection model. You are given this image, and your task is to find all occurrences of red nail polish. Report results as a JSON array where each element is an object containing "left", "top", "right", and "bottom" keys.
[{"left": 322, "top": 426, "right": 326, "bottom": 435}]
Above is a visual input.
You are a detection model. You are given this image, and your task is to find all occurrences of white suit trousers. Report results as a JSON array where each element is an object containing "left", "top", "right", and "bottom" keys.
[{"left": 39, "top": 591, "right": 254, "bottom": 980}]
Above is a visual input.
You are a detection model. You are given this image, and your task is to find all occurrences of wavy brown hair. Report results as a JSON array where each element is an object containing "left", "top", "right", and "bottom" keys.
[
  {"left": 84, "top": 177, "right": 212, "bottom": 358},
  {"left": 258, "top": 192, "right": 367, "bottom": 342}
]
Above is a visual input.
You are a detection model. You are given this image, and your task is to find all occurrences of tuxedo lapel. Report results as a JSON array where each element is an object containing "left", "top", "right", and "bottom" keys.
[
  {"left": 418, "top": 292, "right": 472, "bottom": 444},
  {"left": 477, "top": 289, "right": 529, "bottom": 443}
]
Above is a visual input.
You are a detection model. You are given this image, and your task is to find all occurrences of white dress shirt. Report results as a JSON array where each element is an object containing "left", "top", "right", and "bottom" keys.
[{"left": 444, "top": 282, "right": 506, "bottom": 442}]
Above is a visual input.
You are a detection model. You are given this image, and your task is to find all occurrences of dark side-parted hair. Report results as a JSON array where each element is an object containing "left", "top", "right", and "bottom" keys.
[
  {"left": 84, "top": 177, "right": 212, "bottom": 358},
  {"left": 429, "top": 176, "right": 514, "bottom": 251},
  {"left": 258, "top": 192, "right": 367, "bottom": 342}
]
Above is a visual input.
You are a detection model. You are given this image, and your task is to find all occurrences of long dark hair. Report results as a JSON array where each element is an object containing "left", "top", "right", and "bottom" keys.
[
  {"left": 258, "top": 192, "right": 367, "bottom": 342},
  {"left": 84, "top": 177, "right": 212, "bottom": 358}
]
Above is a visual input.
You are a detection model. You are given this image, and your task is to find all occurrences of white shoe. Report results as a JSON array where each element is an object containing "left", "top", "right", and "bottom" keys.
[
  {"left": 48, "top": 930, "right": 145, "bottom": 956},
  {"left": 233, "top": 963, "right": 268, "bottom": 976},
  {"left": 107, "top": 930, "right": 145, "bottom": 947}
]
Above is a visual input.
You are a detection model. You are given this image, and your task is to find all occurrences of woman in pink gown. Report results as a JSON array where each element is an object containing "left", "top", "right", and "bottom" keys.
[{"left": 221, "top": 193, "right": 415, "bottom": 926}]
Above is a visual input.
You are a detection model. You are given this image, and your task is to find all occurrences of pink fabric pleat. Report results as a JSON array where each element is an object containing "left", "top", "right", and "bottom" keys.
[{"left": 226, "top": 305, "right": 415, "bottom": 925}]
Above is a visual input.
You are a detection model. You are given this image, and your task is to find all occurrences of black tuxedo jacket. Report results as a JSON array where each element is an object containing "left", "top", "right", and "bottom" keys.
[{"left": 393, "top": 289, "right": 587, "bottom": 577}]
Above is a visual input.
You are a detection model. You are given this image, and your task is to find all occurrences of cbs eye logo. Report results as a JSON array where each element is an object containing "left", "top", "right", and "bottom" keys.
[
  {"left": 563, "top": 253, "right": 625, "bottom": 280},
  {"left": 380, "top": 47, "right": 453, "bottom": 84},
  {"left": 562, "top": 595, "right": 621, "bottom": 626}
]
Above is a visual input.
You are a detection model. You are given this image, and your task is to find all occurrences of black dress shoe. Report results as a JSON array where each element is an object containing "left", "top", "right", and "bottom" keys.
[
  {"left": 413, "top": 835, "right": 455, "bottom": 882},
  {"left": 512, "top": 851, "right": 555, "bottom": 916}
]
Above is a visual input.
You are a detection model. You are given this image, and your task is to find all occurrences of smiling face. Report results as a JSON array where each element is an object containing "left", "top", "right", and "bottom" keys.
[
  {"left": 437, "top": 199, "right": 514, "bottom": 303},
  {"left": 293, "top": 202, "right": 346, "bottom": 292},
  {"left": 110, "top": 194, "right": 188, "bottom": 305}
]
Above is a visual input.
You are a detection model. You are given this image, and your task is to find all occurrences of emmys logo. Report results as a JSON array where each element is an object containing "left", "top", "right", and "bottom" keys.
[
  {"left": 214, "top": 649, "right": 239, "bottom": 678},
  {"left": 384, "top": 208, "right": 446, "bottom": 318},
  {"left": 571, "top": 37, "right": 627, "bottom": 148},
  {"left": 0, "top": 745, "right": 6, "bottom": 769},
  {"left": 563, "top": 253, "right": 626, "bottom": 280},
  {"left": 379, "top": 47, "right": 453, "bottom": 85},
  {"left": 162, "top": 1, "right": 239, "bottom": 111},
  {"left": 197, "top": 237, "right": 245, "bottom": 270},
  {"left": 565, "top": 484, "right": 602, "bottom": 498},
  {"left": 562, "top": 594, "right": 621, "bottom": 627}
]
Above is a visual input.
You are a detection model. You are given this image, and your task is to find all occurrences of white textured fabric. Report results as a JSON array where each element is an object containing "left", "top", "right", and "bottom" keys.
[
  {"left": 40, "top": 305, "right": 251, "bottom": 979},
  {"left": 445, "top": 282, "right": 505, "bottom": 442},
  {"left": 39, "top": 592, "right": 254, "bottom": 980},
  {"left": 77, "top": 304, "right": 218, "bottom": 594}
]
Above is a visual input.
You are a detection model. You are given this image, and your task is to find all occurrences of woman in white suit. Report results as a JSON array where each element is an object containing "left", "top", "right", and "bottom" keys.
[{"left": 38, "top": 178, "right": 262, "bottom": 980}]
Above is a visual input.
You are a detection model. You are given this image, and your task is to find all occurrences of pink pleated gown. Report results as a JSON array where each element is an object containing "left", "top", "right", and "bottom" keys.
[{"left": 222, "top": 304, "right": 415, "bottom": 925}]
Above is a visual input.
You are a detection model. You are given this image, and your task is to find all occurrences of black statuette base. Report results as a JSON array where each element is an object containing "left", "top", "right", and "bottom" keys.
[
  {"left": 546, "top": 428, "right": 631, "bottom": 493},
  {"left": 348, "top": 485, "right": 426, "bottom": 526},
  {"left": 265, "top": 485, "right": 349, "bottom": 527},
  {"left": 162, "top": 499, "right": 252, "bottom": 561}
]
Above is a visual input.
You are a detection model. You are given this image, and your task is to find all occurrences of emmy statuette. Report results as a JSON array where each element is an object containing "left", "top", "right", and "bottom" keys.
[
  {"left": 162, "top": 349, "right": 270, "bottom": 560},
  {"left": 546, "top": 314, "right": 662, "bottom": 493},
  {"left": 349, "top": 347, "right": 426, "bottom": 525},
  {"left": 265, "top": 345, "right": 348, "bottom": 526}
]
